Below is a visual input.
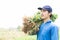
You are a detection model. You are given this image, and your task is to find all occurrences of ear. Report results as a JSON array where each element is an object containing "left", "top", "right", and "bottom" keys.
[{"left": 49, "top": 13, "right": 52, "bottom": 16}]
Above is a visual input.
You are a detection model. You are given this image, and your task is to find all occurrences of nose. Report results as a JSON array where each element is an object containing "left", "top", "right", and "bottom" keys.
[{"left": 41, "top": 12, "right": 44, "bottom": 16}]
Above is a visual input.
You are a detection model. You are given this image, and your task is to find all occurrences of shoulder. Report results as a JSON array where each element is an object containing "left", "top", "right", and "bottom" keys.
[{"left": 50, "top": 22, "right": 58, "bottom": 30}]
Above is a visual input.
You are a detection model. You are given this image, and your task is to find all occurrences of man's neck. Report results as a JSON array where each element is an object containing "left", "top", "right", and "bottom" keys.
[{"left": 43, "top": 18, "right": 50, "bottom": 23}]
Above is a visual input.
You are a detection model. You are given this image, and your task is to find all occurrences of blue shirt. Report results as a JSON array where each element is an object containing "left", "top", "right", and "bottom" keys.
[{"left": 37, "top": 20, "right": 59, "bottom": 40}]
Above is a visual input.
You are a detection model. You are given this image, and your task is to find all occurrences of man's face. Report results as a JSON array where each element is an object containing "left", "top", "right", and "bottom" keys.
[{"left": 40, "top": 10, "right": 50, "bottom": 20}]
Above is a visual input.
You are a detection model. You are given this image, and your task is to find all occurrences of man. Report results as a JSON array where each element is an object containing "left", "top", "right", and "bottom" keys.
[{"left": 37, "top": 5, "right": 59, "bottom": 40}]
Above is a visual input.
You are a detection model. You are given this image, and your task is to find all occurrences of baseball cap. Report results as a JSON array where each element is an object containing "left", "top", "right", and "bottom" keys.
[{"left": 38, "top": 5, "right": 52, "bottom": 13}]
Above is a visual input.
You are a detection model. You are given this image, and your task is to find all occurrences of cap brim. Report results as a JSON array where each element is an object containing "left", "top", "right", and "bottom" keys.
[
  {"left": 38, "top": 7, "right": 42, "bottom": 10},
  {"left": 38, "top": 7, "right": 47, "bottom": 11}
]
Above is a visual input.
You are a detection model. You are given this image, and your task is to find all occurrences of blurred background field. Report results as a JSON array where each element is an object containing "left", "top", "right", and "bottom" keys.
[
  {"left": 0, "top": 28, "right": 59, "bottom": 40},
  {"left": 0, "top": 28, "right": 25, "bottom": 40}
]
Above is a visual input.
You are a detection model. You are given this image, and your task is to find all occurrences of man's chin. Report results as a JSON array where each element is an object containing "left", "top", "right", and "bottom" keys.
[
  {"left": 41, "top": 18, "right": 46, "bottom": 21},
  {"left": 40, "top": 18, "right": 44, "bottom": 21},
  {"left": 41, "top": 17, "right": 44, "bottom": 19}
]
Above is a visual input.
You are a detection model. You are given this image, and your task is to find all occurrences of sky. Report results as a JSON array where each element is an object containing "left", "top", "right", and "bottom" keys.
[{"left": 0, "top": 0, "right": 60, "bottom": 29}]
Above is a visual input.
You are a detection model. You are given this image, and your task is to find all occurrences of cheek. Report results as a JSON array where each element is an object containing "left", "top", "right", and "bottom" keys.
[
  {"left": 44, "top": 14, "right": 47, "bottom": 17},
  {"left": 44, "top": 14, "right": 48, "bottom": 18},
  {"left": 41, "top": 13, "right": 48, "bottom": 19},
  {"left": 41, "top": 13, "right": 46, "bottom": 17}
]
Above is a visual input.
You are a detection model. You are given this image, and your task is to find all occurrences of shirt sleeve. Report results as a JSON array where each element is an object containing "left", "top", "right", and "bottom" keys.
[{"left": 51, "top": 26, "right": 59, "bottom": 40}]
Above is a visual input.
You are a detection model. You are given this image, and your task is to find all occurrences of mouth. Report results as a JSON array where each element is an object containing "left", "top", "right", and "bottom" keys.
[{"left": 41, "top": 14, "right": 44, "bottom": 17}]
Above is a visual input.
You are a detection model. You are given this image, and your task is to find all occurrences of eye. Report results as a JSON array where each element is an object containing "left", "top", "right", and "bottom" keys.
[
  {"left": 41, "top": 9, "right": 47, "bottom": 12},
  {"left": 43, "top": 10, "right": 47, "bottom": 12}
]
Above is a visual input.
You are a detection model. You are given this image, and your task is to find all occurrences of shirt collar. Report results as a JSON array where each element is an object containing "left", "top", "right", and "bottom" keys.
[{"left": 43, "top": 20, "right": 52, "bottom": 24}]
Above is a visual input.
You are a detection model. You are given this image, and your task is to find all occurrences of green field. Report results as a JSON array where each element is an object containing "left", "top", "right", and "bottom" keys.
[
  {"left": 0, "top": 29, "right": 60, "bottom": 40},
  {"left": 15, "top": 35, "right": 37, "bottom": 40},
  {"left": 16, "top": 30, "right": 60, "bottom": 40},
  {"left": 16, "top": 33, "right": 60, "bottom": 40}
]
